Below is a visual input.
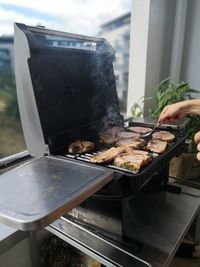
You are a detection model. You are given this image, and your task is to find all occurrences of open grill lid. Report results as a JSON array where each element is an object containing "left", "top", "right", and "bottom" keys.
[
  {"left": 14, "top": 23, "right": 123, "bottom": 157},
  {"left": 0, "top": 24, "right": 117, "bottom": 232}
]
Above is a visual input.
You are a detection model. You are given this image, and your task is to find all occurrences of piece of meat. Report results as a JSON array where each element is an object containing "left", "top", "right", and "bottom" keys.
[
  {"left": 108, "top": 126, "right": 124, "bottom": 138},
  {"left": 114, "top": 154, "right": 151, "bottom": 172},
  {"left": 152, "top": 131, "right": 175, "bottom": 142},
  {"left": 128, "top": 126, "right": 152, "bottom": 134},
  {"left": 123, "top": 147, "right": 149, "bottom": 156},
  {"left": 116, "top": 138, "right": 146, "bottom": 149},
  {"left": 68, "top": 140, "right": 95, "bottom": 154},
  {"left": 90, "top": 147, "right": 125, "bottom": 164},
  {"left": 147, "top": 139, "right": 167, "bottom": 154},
  {"left": 117, "top": 131, "right": 140, "bottom": 140},
  {"left": 99, "top": 132, "right": 118, "bottom": 145}
]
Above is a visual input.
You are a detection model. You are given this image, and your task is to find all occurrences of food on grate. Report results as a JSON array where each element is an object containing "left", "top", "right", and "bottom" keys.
[
  {"left": 128, "top": 126, "right": 152, "bottom": 134},
  {"left": 123, "top": 147, "right": 149, "bottom": 156},
  {"left": 68, "top": 140, "right": 95, "bottom": 154},
  {"left": 116, "top": 138, "right": 146, "bottom": 149},
  {"left": 114, "top": 154, "right": 151, "bottom": 172},
  {"left": 99, "top": 127, "right": 124, "bottom": 144},
  {"left": 117, "top": 131, "right": 140, "bottom": 140},
  {"left": 152, "top": 130, "right": 175, "bottom": 142},
  {"left": 99, "top": 132, "right": 118, "bottom": 145},
  {"left": 146, "top": 139, "right": 167, "bottom": 154},
  {"left": 90, "top": 147, "right": 125, "bottom": 164},
  {"left": 108, "top": 126, "right": 124, "bottom": 137}
]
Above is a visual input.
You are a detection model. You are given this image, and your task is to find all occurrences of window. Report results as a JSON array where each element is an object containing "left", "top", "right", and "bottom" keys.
[
  {"left": 98, "top": 12, "right": 131, "bottom": 114},
  {"left": 123, "top": 72, "right": 129, "bottom": 88},
  {"left": 0, "top": 40, "right": 26, "bottom": 158},
  {"left": 0, "top": 1, "right": 131, "bottom": 157}
]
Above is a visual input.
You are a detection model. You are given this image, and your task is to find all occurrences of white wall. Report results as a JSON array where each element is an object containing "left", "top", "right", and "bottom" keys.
[
  {"left": 127, "top": 0, "right": 176, "bottom": 116},
  {"left": 181, "top": 0, "right": 200, "bottom": 91},
  {"left": 145, "top": 0, "right": 176, "bottom": 112},
  {"left": 127, "top": 0, "right": 200, "bottom": 117}
]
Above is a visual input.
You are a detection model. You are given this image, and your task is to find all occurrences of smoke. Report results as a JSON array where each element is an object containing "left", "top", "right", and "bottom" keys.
[{"left": 89, "top": 39, "right": 123, "bottom": 131}]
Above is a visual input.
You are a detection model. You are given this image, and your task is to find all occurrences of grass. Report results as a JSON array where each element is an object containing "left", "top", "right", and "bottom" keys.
[
  {"left": 0, "top": 90, "right": 13, "bottom": 102},
  {"left": 0, "top": 99, "right": 6, "bottom": 112},
  {"left": 0, "top": 113, "right": 26, "bottom": 159}
]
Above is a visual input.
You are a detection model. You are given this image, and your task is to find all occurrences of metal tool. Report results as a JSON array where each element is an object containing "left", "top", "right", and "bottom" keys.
[{"left": 141, "top": 122, "right": 161, "bottom": 138}]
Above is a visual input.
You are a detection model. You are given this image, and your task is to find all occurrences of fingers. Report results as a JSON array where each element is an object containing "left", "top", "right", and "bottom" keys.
[
  {"left": 194, "top": 131, "right": 200, "bottom": 161},
  {"left": 197, "top": 143, "right": 200, "bottom": 151},
  {"left": 158, "top": 106, "right": 170, "bottom": 124},
  {"left": 158, "top": 102, "right": 186, "bottom": 124},
  {"left": 194, "top": 131, "right": 200, "bottom": 144},
  {"left": 159, "top": 108, "right": 180, "bottom": 124}
]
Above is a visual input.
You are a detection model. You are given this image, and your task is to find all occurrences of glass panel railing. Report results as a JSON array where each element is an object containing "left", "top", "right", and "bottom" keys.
[{"left": 0, "top": 42, "right": 26, "bottom": 158}]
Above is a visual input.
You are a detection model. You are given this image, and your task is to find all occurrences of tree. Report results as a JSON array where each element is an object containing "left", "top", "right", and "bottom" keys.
[{"left": 0, "top": 62, "right": 20, "bottom": 120}]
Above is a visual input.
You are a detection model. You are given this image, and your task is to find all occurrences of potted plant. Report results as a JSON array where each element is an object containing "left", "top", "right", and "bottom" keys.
[{"left": 131, "top": 78, "right": 200, "bottom": 180}]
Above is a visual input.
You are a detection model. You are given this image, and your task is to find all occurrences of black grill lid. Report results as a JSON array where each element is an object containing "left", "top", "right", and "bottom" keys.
[{"left": 15, "top": 23, "right": 123, "bottom": 156}]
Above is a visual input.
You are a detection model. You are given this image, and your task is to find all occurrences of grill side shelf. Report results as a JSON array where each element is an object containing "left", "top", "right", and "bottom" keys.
[{"left": 0, "top": 156, "right": 114, "bottom": 231}]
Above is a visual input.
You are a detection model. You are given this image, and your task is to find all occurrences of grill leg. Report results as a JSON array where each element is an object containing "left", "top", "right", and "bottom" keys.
[
  {"left": 122, "top": 196, "right": 143, "bottom": 252},
  {"left": 195, "top": 210, "right": 200, "bottom": 245},
  {"left": 28, "top": 232, "right": 39, "bottom": 267}
]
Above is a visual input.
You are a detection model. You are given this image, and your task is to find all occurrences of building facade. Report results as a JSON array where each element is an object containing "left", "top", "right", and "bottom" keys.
[
  {"left": 98, "top": 12, "right": 131, "bottom": 112},
  {"left": 0, "top": 36, "right": 14, "bottom": 71}
]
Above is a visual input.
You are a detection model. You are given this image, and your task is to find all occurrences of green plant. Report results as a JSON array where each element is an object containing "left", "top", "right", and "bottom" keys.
[
  {"left": 131, "top": 96, "right": 152, "bottom": 118},
  {"left": 148, "top": 78, "right": 199, "bottom": 117},
  {"left": 131, "top": 78, "right": 200, "bottom": 152}
]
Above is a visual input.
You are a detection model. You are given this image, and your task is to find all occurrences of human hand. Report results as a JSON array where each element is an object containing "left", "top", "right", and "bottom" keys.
[
  {"left": 194, "top": 131, "right": 200, "bottom": 161},
  {"left": 158, "top": 102, "right": 187, "bottom": 124}
]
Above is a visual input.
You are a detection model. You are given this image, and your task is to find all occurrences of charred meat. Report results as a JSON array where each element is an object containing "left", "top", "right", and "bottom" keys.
[
  {"left": 152, "top": 131, "right": 175, "bottom": 142},
  {"left": 68, "top": 140, "right": 95, "bottom": 154},
  {"left": 147, "top": 139, "right": 167, "bottom": 154},
  {"left": 108, "top": 126, "right": 124, "bottom": 137},
  {"left": 99, "top": 132, "right": 118, "bottom": 145},
  {"left": 128, "top": 126, "right": 152, "bottom": 134},
  {"left": 123, "top": 147, "right": 149, "bottom": 156},
  {"left": 114, "top": 154, "right": 151, "bottom": 172},
  {"left": 116, "top": 138, "right": 146, "bottom": 149},
  {"left": 99, "top": 127, "right": 125, "bottom": 144},
  {"left": 90, "top": 147, "right": 125, "bottom": 164},
  {"left": 117, "top": 131, "right": 140, "bottom": 140}
]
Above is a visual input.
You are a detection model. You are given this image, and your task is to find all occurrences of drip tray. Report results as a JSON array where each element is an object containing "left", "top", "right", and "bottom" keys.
[{"left": 0, "top": 156, "right": 113, "bottom": 231}]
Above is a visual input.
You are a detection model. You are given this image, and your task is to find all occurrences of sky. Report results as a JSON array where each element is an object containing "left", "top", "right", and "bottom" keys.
[{"left": 0, "top": 0, "right": 132, "bottom": 36}]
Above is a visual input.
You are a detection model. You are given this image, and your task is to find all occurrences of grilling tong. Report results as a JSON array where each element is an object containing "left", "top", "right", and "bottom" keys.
[{"left": 141, "top": 122, "right": 161, "bottom": 138}]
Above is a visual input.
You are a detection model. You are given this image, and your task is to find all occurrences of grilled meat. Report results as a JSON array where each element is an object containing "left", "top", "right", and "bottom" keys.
[
  {"left": 152, "top": 131, "right": 175, "bottom": 142},
  {"left": 108, "top": 126, "right": 124, "bottom": 137},
  {"left": 68, "top": 140, "right": 95, "bottom": 154},
  {"left": 99, "top": 127, "right": 124, "bottom": 144},
  {"left": 123, "top": 147, "right": 149, "bottom": 156},
  {"left": 114, "top": 154, "right": 151, "bottom": 172},
  {"left": 116, "top": 138, "right": 146, "bottom": 149},
  {"left": 117, "top": 131, "right": 140, "bottom": 140},
  {"left": 90, "top": 147, "right": 125, "bottom": 164},
  {"left": 147, "top": 139, "right": 167, "bottom": 153},
  {"left": 99, "top": 132, "right": 118, "bottom": 145},
  {"left": 128, "top": 126, "right": 152, "bottom": 134}
]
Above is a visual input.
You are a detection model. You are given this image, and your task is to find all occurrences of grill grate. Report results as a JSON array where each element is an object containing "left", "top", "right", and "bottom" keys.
[
  {"left": 56, "top": 123, "right": 187, "bottom": 179},
  {"left": 65, "top": 152, "right": 138, "bottom": 174},
  {"left": 64, "top": 147, "right": 159, "bottom": 175}
]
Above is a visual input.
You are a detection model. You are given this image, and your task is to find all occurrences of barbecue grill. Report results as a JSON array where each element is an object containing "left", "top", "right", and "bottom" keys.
[{"left": 0, "top": 23, "right": 200, "bottom": 267}]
